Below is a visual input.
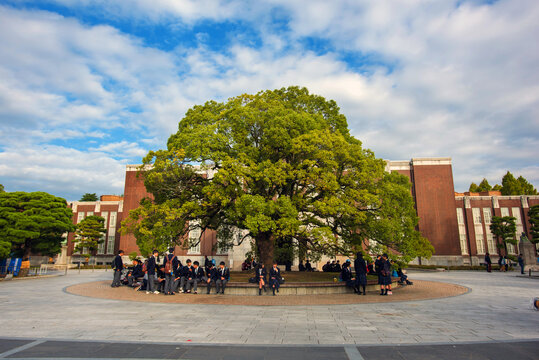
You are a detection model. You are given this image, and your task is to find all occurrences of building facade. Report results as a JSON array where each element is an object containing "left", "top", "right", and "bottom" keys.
[{"left": 64, "top": 159, "right": 538, "bottom": 269}]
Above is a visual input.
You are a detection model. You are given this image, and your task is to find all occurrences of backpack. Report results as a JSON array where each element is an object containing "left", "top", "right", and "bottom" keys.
[
  {"left": 142, "top": 262, "right": 147, "bottom": 273},
  {"left": 164, "top": 255, "right": 174, "bottom": 274}
]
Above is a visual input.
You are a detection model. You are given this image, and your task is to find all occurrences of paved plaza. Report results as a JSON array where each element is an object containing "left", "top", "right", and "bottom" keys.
[{"left": 0, "top": 270, "right": 538, "bottom": 359}]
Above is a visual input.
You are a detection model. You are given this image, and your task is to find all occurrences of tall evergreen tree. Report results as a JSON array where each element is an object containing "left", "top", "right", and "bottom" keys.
[
  {"left": 528, "top": 205, "right": 539, "bottom": 244},
  {"left": 73, "top": 215, "right": 106, "bottom": 258},
  {"left": 490, "top": 216, "right": 517, "bottom": 255},
  {"left": 80, "top": 193, "right": 98, "bottom": 201},
  {"left": 0, "top": 192, "right": 74, "bottom": 259}
]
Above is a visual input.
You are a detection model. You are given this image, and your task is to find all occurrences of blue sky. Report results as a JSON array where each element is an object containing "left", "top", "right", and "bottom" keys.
[{"left": 0, "top": 0, "right": 538, "bottom": 201}]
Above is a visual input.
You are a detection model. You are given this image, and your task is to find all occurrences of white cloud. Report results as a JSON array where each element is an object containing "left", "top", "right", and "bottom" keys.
[{"left": 1, "top": 0, "right": 538, "bottom": 199}]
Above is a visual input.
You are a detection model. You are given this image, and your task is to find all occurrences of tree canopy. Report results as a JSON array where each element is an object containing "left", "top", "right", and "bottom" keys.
[
  {"left": 122, "top": 87, "right": 433, "bottom": 268},
  {"left": 80, "top": 193, "right": 98, "bottom": 201},
  {"left": 490, "top": 216, "right": 516, "bottom": 255},
  {"left": 468, "top": 172, "right": 537, "bottom": 195},
  {"left": 528, "top": 205, "right": 539, "bottom": 244},
  {"left": 73, "top": 215, "right": 106, "bottom": 257},
  {"left": 0, "top": 184, "right": 4, "bottom": 193},
  {"left": 0, "top": 191, "right": 74, "bottom": 259}
]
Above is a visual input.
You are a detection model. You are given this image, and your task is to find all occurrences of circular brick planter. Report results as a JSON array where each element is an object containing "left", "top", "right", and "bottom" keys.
[{"left": 224, "top": 279, "right": 399, "bottom": 295}]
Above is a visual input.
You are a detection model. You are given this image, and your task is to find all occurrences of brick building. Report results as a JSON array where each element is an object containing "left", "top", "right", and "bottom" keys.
[{"left": 64, "top": 158, "right": 538, "bottom": 268}]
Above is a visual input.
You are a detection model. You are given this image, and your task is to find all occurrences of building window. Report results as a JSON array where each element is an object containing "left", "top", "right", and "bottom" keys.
[
  {"left": 472, "top": 208, "right": 482, "bottom": 224},
  {"left": 500, "top": 207, "right": 509, "bottom": 217},
  {"left": 482, "top": 208, "right": 492, "bottom": 224},
  {"left": 86, "top": 211, "right": 94, "bottom": 217},
  {"left": 76, "top": 212, "right": 85, "bottom": 224},
  {"left": 101, "top": 212, "right": 109, "bottom": 227},
  {"left": 459, "top": 233, "right": 468, "bottom": 255},
  {"left": 486, "top": 233, "right": 497, "bottom": 255},
  {"left": 188, "top": 224, "right": 201, "bottom": 254},
  {"left": 456, "top": 209, "right": 468, "bottom": 255},
  {"left": 97, "top": 237, "right": 106, "bottom": 254},
  {"left": 456, "top": 208, "right": 465, "bottom": 225},
  {"left": 106, "top": 235, "right": 115, "bottom": 254},
  {"left": 109, "top": 212, "right": 117, "bottom": 227},
  {"left": 475, "top": 233, "right": 485, "bottom": 254}
]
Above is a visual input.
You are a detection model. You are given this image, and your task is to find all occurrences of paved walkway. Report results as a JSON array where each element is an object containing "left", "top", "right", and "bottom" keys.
[{"left": 0, "top": 270, "right": 538, "bottom": 345}]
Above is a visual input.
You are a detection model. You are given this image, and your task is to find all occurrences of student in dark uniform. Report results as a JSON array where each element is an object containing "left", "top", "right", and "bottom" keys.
[
  {"left": 298, "top": 261, "right": 306, "bottom": 272},
  {"left": 335, "top": 260, "right": 342, "bottom": 272},
  {"left": 111, "top": 250, "right": 124, "bottom": 287},
  {"left": 269, "top": 262, "right": 281, "bottom": 296},
  {"left": 354, "top": 252, "right": 367, "bottom": 295},
  {"left": 187, "top": 261, "right": 204, "bottom": 294},
  {"left": 380, "top": 254, "right": 392, "bottom": 296},
  {"left": 156, "top": 266, "right": 166, "bottom": 293},
  {"left": 322, "top": 261, "right": 331, "bottom": 272},
  {"left": 256, "top": 263, "right": 267, "bottom": 295},
  {"left": 340, "top": 262, "right": 358, "bottom": 293},
  {"left": 305, "top": 260, "right": 313, "bottom": 272},
  {"left": 179, "top": 259, "right": 193, "bottom": 293},
  {"left": 485, "top": 252, "right": 492, "bottom": 273},
  {"left": 127, "top": 259, "right": 143, "bottom": 287},
  {"left": 374, "top": 254, "right": 383, "bottom": 293},
  {"left": 146, "top": 250, "right": 159, "bottom": 294},
  {"left": 206, "top": 263, "right": 218, "bottom": 294},
  {"left": 518, "top": 254, "right": 525, "bottom": 274},
  {"left": 216, "top": 261, "right": 230, "bottom": 294},
  {"left": 163, "top": 248, "right": 179, "bottom": 295}
]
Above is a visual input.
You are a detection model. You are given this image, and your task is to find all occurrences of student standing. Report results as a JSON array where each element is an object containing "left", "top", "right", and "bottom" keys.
[
  {"left": 216, "top": 261, "right": 230, "bottom": 294},
  {"left": 269, "top": 262, "right": 281, "bottom": 296},
  {"left": 518, "top": 254, "right": 525, "bottom": 274},
  {"left": 256, "top": 264, "right": 267, "bottom": 295},
  {"left": 163, "top": 248, "right": 179, "bottom": 295},
  {"left": 146, "top": 250, "right": 159, "bottom": 294},
  {"left": 374, "top": 255, "right": 383, "bottom": 291},
  {"left": 111, "top": 250, "right": 124, "bottom": 287},
  {"left": 484, "top": 252, "right": 492, "bottom": 273},
  {"left": 380, "top": 254, "right": 392, "bottom": 296},
  {"left": 354, "top": 252, "right": 367, "bottom": 295}
]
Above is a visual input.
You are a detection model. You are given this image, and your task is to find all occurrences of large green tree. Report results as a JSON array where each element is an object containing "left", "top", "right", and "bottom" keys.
[
  {"left": 80, "top": 193, "right": 98, "bottom": 201},
  {"left": 73, "top": 215, "right": 106, "bottom": 258},
  {"left": 0, "top": 191, "right": 74, "bottom": 259},
  {"left": 528, "top": 205, "right": 539, "bottom": 244},
  {"left": 122, "top": 87, "right": 433, "bottom": 269},
  {"left": 490, "top": 216, "right": 517, "bottom": 255}
]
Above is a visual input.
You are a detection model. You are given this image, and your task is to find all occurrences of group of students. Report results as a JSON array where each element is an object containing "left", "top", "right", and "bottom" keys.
[
  {"left": 111, "top": 248, "right": 230, "bottom": 295},
  {"left": 339, "top": 252, "right": 407, "bottom": 296}
]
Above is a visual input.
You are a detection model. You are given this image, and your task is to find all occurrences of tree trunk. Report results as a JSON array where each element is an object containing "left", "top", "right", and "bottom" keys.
[{"left": 256, "top": 232, "right": 275, "bottom": 271}]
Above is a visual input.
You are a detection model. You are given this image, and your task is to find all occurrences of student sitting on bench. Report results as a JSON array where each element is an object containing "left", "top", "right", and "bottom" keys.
[{"left": 127, "top": 259, "right": 144, "bottom": 287}]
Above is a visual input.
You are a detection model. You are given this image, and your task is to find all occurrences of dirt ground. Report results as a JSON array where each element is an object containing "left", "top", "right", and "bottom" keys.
[{"left": 66, "top": 279, "right": 469, "bottom": 306}]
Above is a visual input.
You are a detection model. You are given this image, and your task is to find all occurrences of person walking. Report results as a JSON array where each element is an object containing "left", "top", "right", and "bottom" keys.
[
  {"left": 518, "top": 254, "right": 525, "bottom": 274},
  {"left": 375, "top": 255, "right": 383, "bottom": 294},
  {"left": 484, "top": 252, "right": 492, "bottom": 273},
  {"left": 111, "top": 250, "right": 124, "bottom": 287},
  {"left": 354, "top": 252, "right": 367, "bottom": 295}
]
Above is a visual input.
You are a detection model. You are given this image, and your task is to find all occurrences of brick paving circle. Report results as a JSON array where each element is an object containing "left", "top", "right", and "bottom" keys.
[{"left": 66, "top": 279, "right": 469, "bottom": 306}]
